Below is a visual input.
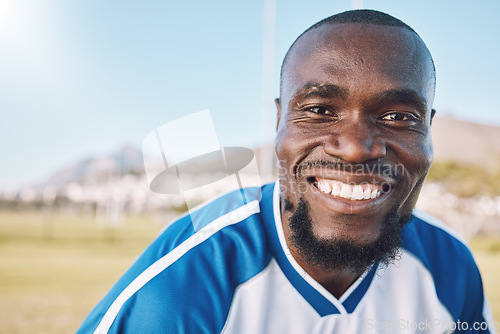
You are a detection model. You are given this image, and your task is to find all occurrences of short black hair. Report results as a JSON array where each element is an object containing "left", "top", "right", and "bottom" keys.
[
  {"left": 279, "top": 9, "right": 435, "bottom": 98},
  {"left": 302, "top": 9, "right": 417, "bottom": 36}
]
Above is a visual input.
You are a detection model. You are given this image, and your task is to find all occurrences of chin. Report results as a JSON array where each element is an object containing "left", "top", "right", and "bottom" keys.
[{"left": 286, "top": 198, "right": 412, "bottom": 273}]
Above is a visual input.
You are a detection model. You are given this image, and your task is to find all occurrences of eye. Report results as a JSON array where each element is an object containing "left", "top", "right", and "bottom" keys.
[
  {"left": 303, "top": 106, "right": 336, "bottom": 116},
  {"left": 380, "top": 112, "right": 416, "bottom": 122}
]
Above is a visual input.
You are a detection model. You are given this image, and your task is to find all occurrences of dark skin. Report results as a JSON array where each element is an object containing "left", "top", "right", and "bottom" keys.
[{"left": 275, "top": 23, "right": 436, "bottom": 298}]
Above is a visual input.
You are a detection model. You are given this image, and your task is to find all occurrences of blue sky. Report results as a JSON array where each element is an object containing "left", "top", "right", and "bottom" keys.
[{"left": 1, "top": 0, "right": 499, "bottom": 190}]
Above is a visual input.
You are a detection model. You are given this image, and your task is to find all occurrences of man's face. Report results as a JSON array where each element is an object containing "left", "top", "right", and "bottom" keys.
[{"left": 276, "top": 23, "right": 435, "bottom": 256}]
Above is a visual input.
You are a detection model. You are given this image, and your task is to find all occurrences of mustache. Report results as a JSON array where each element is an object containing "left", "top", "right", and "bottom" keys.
[{"left": 294, "top": 159, "right": 404, "bottom": 181}]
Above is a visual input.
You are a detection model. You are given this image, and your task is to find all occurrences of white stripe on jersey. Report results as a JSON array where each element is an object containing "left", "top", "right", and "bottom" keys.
[{"left": 94, "top": 200, "right": 261, "bottom": 334}]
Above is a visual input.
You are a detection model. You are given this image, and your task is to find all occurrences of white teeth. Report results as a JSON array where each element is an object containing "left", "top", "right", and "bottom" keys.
[
  {"left": 331, "top": 183, "right": 341, "bottom": 196},
  {"left": 322, "top": 181, "right": 332, "bottom": 194},
  {"left": 317, "top": 181, "right": 325, "bottom": 192},
  {"left": 352, "top": 185, "right": 364, "bottom": 200},
  {"left": 315, "top": 178, "right": 384, "bottom": 201},
  {"left": 340, "top": 184, "right": 353, "bottom": 199}
]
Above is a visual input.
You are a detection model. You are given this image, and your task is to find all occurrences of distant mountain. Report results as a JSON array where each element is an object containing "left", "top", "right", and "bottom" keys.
[
  {"left": 432, "top": 116, "right": 500, "bottom": 168},
  {"left": 45, "top": 146, "right": 144, "bottom": 186}
]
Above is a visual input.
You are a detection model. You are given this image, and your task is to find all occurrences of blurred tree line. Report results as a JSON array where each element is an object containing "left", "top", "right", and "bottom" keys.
[{"left": 426, "top": 161, "right": 500, "bottom": 198}]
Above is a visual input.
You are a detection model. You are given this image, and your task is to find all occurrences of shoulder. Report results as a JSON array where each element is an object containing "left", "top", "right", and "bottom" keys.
[
  {"left": 403, "top": 208, "right": 473, "bottom": 270},
  {"left": 79, "top": 184, "right": 275, "bottom": 334},
  {"left": 152, "top": 185, "right": 266, "bottom": 257},
  {"left": 402, "top": 209, "right": 486, "bottom": 324}
]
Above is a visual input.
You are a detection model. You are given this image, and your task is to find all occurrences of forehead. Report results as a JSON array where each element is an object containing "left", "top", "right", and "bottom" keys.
[{"left": 282, "top": 23, "right": 435, "bottom": 103}]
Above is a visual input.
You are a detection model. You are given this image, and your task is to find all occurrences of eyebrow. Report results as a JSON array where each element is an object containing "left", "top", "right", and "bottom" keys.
[
  {"left": 289, "top": 82, "right": 348, "bottom": 107},
  {"left": 289, "top": 83, "right": 427, "bottom": 112},
  {"left": 373, "top": 89, "right": 427, "bottom": 112}
]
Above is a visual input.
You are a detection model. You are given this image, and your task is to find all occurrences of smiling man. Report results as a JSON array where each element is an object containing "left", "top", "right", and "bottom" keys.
[
  {"left": 78, "top": 10, "right": 495, "bottom": 334},
  {"left": 275, "top": 10, "right": 436, "bottom": 297}
]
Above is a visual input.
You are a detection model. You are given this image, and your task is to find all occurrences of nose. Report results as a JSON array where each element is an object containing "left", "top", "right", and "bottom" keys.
[{"left": 323, "top": 118, "right": 386, "bottom": 163}]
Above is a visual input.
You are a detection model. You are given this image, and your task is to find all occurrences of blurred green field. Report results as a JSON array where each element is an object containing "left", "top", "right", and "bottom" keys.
[
  {"left": 0, "top": 210, "right": 499, "bottom": 333},
  {"left": 469, "top": 237, "right": 500, "bottom": 324},
  {"left": 0, "top": 210, "right": 168, "bottom": 334}
]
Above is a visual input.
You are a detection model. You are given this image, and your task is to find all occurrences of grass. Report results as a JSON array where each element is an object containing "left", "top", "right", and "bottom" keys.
[
  {"left": 0, "top": 210, "right": 499, "bottom": 333},
  {"left": 0, "top": 210, "right": 167, "bottom": 334},
  {"left": 469, "top": 236, "right": 500, "bottom": 323}
]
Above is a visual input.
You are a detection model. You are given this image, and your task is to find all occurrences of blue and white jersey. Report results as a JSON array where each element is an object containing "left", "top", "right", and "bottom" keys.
[{"left": 78, "top": 182, "right": 496, "bottom": 334}]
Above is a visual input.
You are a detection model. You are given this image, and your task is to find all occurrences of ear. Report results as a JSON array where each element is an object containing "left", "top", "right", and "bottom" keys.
[
  {"left": 430, "top": 108, "right": 436, "bottom": 125},
  {"left": 275, "top": 98, "right": 282, "bottom": 131}
]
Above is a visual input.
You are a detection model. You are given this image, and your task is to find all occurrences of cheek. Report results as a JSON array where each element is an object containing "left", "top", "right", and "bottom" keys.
[
  {"left": 390, "top": 132, "right": 433, "bottom": 179},
  {"left": 407, "top": 137, "right": 433, "bottom": 180},
  {"left": 275, "top": 125, "right": 310, "bottom": 169},
  {"left": 275, "top": 128, "right": 290, "bottom": 170},
  {"left": 276, "top": 120, "right": 325, "bottom": 156},
  {"left": 395, "top": 137, "right": 433, "bottom": 209},
  {"left": 275, "top": 127, "right": 299, "bottom": 185},
  {"left": 275, "top": 126, "right": 318, "bottom": 201}
]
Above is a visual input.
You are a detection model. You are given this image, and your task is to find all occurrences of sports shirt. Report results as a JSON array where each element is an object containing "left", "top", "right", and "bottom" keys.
[{"left": 78, "top": 182, "right": 495, "bottom": 334}]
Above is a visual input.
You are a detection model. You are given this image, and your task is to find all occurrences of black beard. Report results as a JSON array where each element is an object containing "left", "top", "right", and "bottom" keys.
[{"left": 286, "top": 199, "right": 411, "bottom": 275}]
